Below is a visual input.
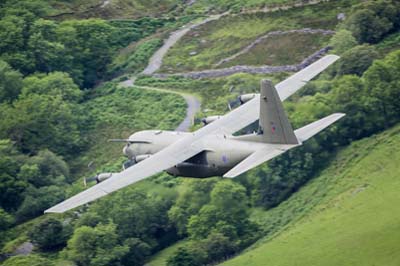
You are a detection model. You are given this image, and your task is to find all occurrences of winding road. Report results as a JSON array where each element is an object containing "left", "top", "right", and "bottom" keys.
[{"left": 142, "top": 13, "right": 228, "bottom": 75}]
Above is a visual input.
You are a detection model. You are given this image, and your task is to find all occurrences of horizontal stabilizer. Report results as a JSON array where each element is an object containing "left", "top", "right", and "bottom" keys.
[
  {"left": 223, "top": 146, "right": 294, "bottom": 178},
  {"left": 294, "top": 113, "right": 345, "bottom": 142}
]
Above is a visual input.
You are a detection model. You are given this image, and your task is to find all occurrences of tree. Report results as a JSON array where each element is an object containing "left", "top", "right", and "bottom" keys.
[
  {"left": 0, "top": 208, "right": 14, "bottom": 231},
  {"left": 363, "top": 50, "right": 400, "bottom": 127},
  {"left": 0, "top": 139, "right": 27, "bottom": 211},
  {"left": 75, "top": 212, "right": 103, "bottom": 228},
  {"left": 2, "top": 254, "right": 54, "bottom": 266},
  {"left": 336, "top": 45, "right": 379, "bottom": 76},
  {"left": 27, "top": 33, "right": 65, "bottom": 73},
  {"left": 57, "top": 19, "right": 115, "bottom": 87},
  {"left": 0, "top": 60, "right": 23, "bottom": 103},
  {"left": 121, "top": 238, "right": 151, "bottom": 266},
  {"left": 346, "top": 9, "right": 392, "bottom": 44},
  {"left": 27, "top": 19, "right": 65, "bottom": 73},
  {"left": 200, "top": 232, "right": 236, "bottom": 262},
  {"left": 21, "top": 72, "right": 82, "bottom": 102},
  {"left": 0, "top": 171, "right": 27, "bottom": 212},
  {"left": 16, "top": 185, "right": 65, "bottom": 222},
  {"left": 20, "top": 149, "right": 70, "bottom": 186},
  {"left": 63, "top": 223, "right": 129, "bottom": 266},
  {"left": 167, "top": 247, "right": 204, "bottom": 266},
  {"left": 91, "top": 189, "right": 176, "bottom": 249},
  {"left": 29, "top": 217, "right": 71, "bottom": 251},
  {"left": 168, "top": 179, "right": 217, "bottom": 236},
  {"left": 329, "top": 29, "right": 358, "bottom": 55},
  {"left": 187, "top": 181, "right": 251, "bottom": 239},
  {"left": 187, "top": 205, "right": 220, "bottom": 239},
  {"left": 344, "top": 0, "right": 400, "bottom": 44},
  {"left": 331, "top": 75, "right": 369, "bottom": 140},
  {"left": 0, "top": 94, "right": 84, "bottom": 155},
  {"left": 0, "top": 15, "right": 25, "bottom": 54}
]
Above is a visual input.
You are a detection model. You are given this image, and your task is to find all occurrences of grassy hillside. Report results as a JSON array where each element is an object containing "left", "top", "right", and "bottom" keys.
[
  {"left": 222, "top": 124, "right": 400, "bottom": 266},
  {"left": 2, "top": 0, "right": 400, "bottom": 265},
  {"left": 160, "top": 0, "right": 358, "bottom": 72}
]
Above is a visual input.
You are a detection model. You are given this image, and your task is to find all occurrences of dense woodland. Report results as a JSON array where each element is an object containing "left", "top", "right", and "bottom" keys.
[{"left": 1, "top": 0, "right": 400, "bottom": 266}]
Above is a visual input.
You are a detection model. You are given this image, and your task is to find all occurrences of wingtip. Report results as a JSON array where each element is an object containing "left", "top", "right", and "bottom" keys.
[
  {"left": 326, "top": 54, "right": 340, "bottom": 60},
  {"left": 334, "top": 112, "right": 346, "bottom": 118},
  {"left": 44, "top": 207, "right": 62, "bottom": 214}
]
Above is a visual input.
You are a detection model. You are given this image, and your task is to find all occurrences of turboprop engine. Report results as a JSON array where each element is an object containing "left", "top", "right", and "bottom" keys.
[
  {"left": 123, "top": 154, "right": 152, "bottom": 170},
  {"left": 201, "top": 115, "right": 221, "bottom": 125},
  {"left": 84, "top": 172, "right": 113, "bottom": 187},
  {"left": 238, "top": 93, "right": 256, "bottom": 104},
  {"left": 228, "top": 93, "right": 257, "bottom": 110}
]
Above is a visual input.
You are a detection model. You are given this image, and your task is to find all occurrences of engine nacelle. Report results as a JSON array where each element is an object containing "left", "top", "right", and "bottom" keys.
[
  {"left": 201, "top": 115, "right": 221, "bottom": 125},
  {"left": 96, "top": 173, "right": 113, "bottom": 183},
  {"left": 238, "top": 93, "right": 256, "bottom": 104},
  {"left": 135, "top": 154, "right": 151, "bottom": 163},
  {"left": 123, "top": 144, "right": 135, "bottom": 159}
]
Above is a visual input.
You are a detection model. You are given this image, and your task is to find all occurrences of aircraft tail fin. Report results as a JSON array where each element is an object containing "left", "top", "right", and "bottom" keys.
[
  {"left": 258, "top": 79, "right": 299, "bottom": 144},
  {"left": 294, "top": 113, "right": 345, "bottom": 143}
]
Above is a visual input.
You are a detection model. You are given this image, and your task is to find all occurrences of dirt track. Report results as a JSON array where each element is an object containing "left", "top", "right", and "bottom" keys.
[{"left": 142, "top": 13, "right": 228, "bottom": 75}]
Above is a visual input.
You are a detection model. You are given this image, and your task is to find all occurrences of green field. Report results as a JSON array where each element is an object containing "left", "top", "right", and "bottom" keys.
[{"left": 221, "top": 125, "right": 400, "bottom": 266}]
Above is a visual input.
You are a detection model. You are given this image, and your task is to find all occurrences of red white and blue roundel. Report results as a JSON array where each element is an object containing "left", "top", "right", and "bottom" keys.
[
  {"left": 222, "top": 155, "right": 228, "bottom": 164},
  {"left": 270, "top": 121, "right": 276, "bottom": 134}
]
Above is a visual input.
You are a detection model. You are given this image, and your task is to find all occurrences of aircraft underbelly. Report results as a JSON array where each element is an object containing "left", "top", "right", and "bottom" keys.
[{"left": 165, "top": 143, "right": 253, "bottom": 178}]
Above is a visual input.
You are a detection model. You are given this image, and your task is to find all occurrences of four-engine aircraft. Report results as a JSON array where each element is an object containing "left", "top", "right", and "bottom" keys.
[{"left": 45, "top": 55, "right": 344, "bottom": 213}]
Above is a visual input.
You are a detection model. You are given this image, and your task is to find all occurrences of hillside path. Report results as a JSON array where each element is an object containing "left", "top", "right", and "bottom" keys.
[{"left": 142, "top": 13, "right": 228, "bottom": 75}]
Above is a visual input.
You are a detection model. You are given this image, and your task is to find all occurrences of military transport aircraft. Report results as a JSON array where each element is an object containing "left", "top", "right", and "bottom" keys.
[{"left": 45, "top": 55, "right": 344, "bottom": 213}]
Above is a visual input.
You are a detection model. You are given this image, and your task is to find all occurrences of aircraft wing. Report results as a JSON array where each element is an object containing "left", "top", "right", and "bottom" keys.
[
  {"left": 223, "top": 145, "right": 296, "bottom": 178},
  {"left": 44, "top": 138, "right": 204, "bottom": 213},
  {"left": 196, "top": 55, "right": 340, "bottom": 136}
]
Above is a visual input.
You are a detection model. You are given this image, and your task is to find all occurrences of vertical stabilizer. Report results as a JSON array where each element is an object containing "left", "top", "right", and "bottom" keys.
[{"left": 259, "top": 80, "right": 298, "bottom": 144}]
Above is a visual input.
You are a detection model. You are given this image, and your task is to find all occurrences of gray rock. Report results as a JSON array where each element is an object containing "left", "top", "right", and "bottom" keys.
[{"left": 14, "top": 242, "right": 34, "bottom": 256}]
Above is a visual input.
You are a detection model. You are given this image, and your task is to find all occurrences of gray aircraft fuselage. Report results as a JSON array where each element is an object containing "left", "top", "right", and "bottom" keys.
[{"left": 123, "top": 130, "right": 295, "bottom": 178}]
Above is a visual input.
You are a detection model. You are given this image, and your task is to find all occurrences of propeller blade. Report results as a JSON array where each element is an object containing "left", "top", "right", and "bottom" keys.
[
  {"left": 83, "top": 175, "right": 98, "bottom": 187},
  {"left": 108, "top": 139, "right": 130, "bottom": 142}
]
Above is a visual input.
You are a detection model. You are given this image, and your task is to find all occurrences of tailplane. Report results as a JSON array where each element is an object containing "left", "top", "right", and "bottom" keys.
[{"left": 294, "top": 113, "right": 345, "bottom": 143}]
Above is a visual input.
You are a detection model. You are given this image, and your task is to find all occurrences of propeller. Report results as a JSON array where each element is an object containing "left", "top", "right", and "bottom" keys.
[
  {"left": 83, "top": 172, "right": 114, "bottom": 187},
  {"left": 83, "top": 161, "right": 113, "bottom": 187},
  {"left": 83, "top": 175, "right": 98, "bottom": 187}
]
